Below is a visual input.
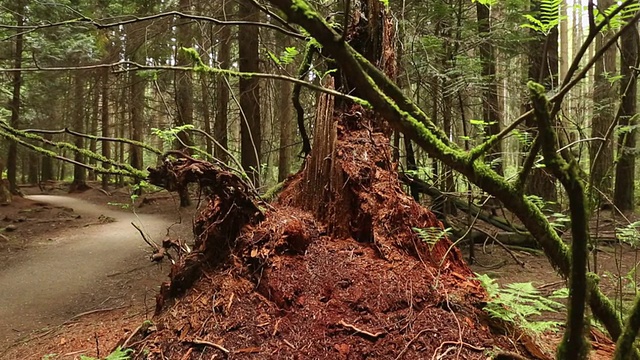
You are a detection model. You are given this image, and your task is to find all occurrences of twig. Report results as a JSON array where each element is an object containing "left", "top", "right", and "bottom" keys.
[
  {"left": 64, "top": 306, "right": 127, "bottom": 324},
  {"left": 475, "top": 227, "right": 525, "bottom": 267},
  {"left": 337, "top": 320, "right": 386, "bottom": 340},
  {"left": 394, "top": 328, "right": 437, "bottom": 360},
  {"left": 283, "top": 339, "right": 296, "bottom": 349},
  {"left": 0, "top": 233, "right": 10, "bottom": 242},
  {"left": 187, "top": 339, "right": 230, "bottom": 354},
  {"left": 63, "top": 349, "right": 90, "bottom": 357},
  {"left": 121, "top": 324, "right": 143, "bottom": 349},
  {"left": 131, "top": 221, "right": 159, "bottom": 251}
]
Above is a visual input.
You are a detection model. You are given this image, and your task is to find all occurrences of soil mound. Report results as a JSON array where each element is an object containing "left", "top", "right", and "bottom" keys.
[{"left": 132, "top": 109, "right": 544, "bottom": 359}]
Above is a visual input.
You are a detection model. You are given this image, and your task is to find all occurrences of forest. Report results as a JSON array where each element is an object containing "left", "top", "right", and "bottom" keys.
[{"left": 2, "top": 0, "right": 640, "bottom": 359}]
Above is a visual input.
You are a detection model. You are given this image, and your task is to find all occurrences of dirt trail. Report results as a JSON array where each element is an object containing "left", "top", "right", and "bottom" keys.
[{"left": 0, "top": 195, "right": 178, "bottom": 351}]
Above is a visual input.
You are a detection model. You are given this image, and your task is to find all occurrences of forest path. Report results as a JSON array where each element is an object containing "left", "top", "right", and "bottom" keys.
[{"left": 0, "top": 195, "right": 176, "bottom": 351}]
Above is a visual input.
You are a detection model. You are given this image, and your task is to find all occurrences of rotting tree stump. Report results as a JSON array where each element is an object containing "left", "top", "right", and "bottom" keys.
[{"left": 130, "top": 2, "right": 549, "bottom": 358}]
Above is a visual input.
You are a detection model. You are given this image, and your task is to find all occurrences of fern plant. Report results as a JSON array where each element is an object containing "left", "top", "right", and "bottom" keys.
[
  {"left": 521, "top": 0, "right": 563, "bottom": 35},
  {"left": 78, "top": 347, "right": 133, "bottom": 360},
  {"left": 413, "top": 226, "right": 451, "bottom": 250},
  {"left": 476, "top": 273, "right": 567, "bottom": 335}
]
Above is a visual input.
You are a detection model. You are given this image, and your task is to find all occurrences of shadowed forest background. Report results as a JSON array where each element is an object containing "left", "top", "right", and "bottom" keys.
[{"left": 2, "top": 0, "right": 640, "bottom": 359}]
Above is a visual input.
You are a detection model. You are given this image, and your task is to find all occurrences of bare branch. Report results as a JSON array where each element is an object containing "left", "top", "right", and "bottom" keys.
[{"left": 0, "top": 11, "right": 304, "bottom": 41}]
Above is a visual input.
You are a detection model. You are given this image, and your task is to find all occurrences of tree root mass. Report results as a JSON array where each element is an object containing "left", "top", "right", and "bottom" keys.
[{"left": 134, "top": 108, "right": 546, "bottom": 359}]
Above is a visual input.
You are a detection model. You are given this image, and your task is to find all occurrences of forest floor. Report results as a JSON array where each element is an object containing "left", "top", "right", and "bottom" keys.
[
  {"left": 0, "top": 184, "right": 193, "bottom": 359},
  {"left": 0, "top": 183, "right": 634, "bottom": 359}
]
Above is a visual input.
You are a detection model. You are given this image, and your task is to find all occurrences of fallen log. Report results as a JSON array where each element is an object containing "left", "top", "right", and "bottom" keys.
[{"left": 400, "top": 174, "right": 529, "bottom": 234}]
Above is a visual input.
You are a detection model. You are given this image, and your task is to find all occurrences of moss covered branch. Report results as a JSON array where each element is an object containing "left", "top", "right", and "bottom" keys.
[
  {"left": 0, "top": 120, "right": 148, "bottom": 179},
  {"left": 529, "top": 81, "right": 589, "bottom": 360}
]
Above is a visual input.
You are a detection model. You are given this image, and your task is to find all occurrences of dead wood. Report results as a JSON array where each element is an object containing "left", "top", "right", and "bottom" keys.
[
  {"left": 401, "top": 174, "right": 530, "bottom": 235},
  {"left": 147, "top": 154, "right": 264, "bottom": 312}
]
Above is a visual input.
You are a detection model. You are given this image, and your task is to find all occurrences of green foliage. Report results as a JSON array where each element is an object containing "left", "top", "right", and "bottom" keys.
[
  {"left": 151, "top": 124, "right": 195, "bottom": 149},
  {"left": 521, "top": 0, "right": 563, "bottom": 35},
  {"left": 549, "top": 212, "right": 571, "bottom": 232},
  {"left": 413, "top": 226, "right": 451, "bottom": 250},
  {"left": 476, "top": 274, "right": 567, "bottom": 335},
  {"left": 268, "top": 47, "right": 300, "bottom": 66},
  {"left": 595, "top": 1, "right": 640, "bottom": 30},
  {"left": 616, "top": 220, "right": 640, "bottom": 248},
  {"left": 78, "top": 347, "right": 132, "bottom": 360}
]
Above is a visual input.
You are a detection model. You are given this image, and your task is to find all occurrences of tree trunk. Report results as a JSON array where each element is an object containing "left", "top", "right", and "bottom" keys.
[
  {"left": 174, "top": 0, "right": 194, "bottom": 150},
  {"left": 613, "top": 17, "right": 639, "bottom": 211},
  {"left": 476, "top": 1, "right": 503, "bottom": 175},
  {"left": 238, "top": 0, "right": 262, "bottom": 187},
  {"left": 101, "top": 68, "right": 111, "bottom": 190},
  {"left": 41, "top": 133, "right": 54, "bottom": 182},
  {"left": 70, "top": 74, "right": 88, "bottom": 192},
  {"left": 524, "top": 0, "right": 559, "bottom": 203},
  {"left": 88, "top": 73, "right": 100, "bottom": 181},
  {"left": 201, "top": 73, "right": 213, "bottom": 156},
  {"left": 213, "top": 2, "right": 232, "bottom": 164},
  {"left": 590, "top": 0, "right": 616, "bottom": 203},
  {"left": 6, "top": 0, "right": 24, "bottom": 195},
  {"left": 0, "top": 159, "right": 10, "bottom": 204},
  {"left": 277, "top": 32, "right": 294, "bottom": 182}
]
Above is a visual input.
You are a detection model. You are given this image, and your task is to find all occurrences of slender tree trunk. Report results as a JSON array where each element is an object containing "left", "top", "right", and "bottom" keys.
[
  {"left": 70, "top": 74, "right": 88, "bottom": 192},
  {"left": 213, "top": 3, "right": 232, "bottom": 164},
  {"left": 174, "top": 0, "right": 195, "bottom": 206},
  {"left": 201, "top": 73, "right": 213, "bottom": 155},
  {"left": 101, "top": 68, "right": 111, "bottom": 190},
  {"left": 6, "top": 0, "right": 24, "bottom": 195},
  {"left": 175, "top": 0, "right": 194, "bottom": 150},
  {"left": 277, "top": 32, "right": 294, "bottom": 182},
  {"left": 238, "top": 0, "right": 262, "bottom": 187},
  {"left": 476, "top": 1, "right": 503, "bottom": 175},
  {"left": 0, "top": 159, "right": 9, "bottom": 203},
  {"left": 525, "top": 0, "right": 559, "bottom": 203},
  {"left": 41, "top": 133, "right": 54, "bottom": 182},
  {"left": 590, "top": 0, "right": 616, "bottom": 203},
  {"left": 613, "top": 18, "right": 639, "bottom": 211},
  {"left": 129, "top": 65, "right": 144, "bottom": 173},
  {"left": 86, "top": 74, "right": 100, "bottom": 181}
]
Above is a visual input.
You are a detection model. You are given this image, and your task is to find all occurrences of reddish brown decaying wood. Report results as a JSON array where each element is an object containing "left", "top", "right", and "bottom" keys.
[{"left": 132, "top": 3, "right": 547, "bottom": 359}]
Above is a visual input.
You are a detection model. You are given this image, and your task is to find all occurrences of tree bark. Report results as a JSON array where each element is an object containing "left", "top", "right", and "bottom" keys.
[
  {"left": 277, "top": 32, "right": 294, "bottom": 182},
  {"left": 238, "top": 0, "right": 262, "bottom": 187},
  {"left": 590, "top": 0, "right": 616, "bottom": 203},
  {"left": 175, "top": 0, "right": 194, "bottom": 150},
  {"left": 613, "top": 17, "right": 639, "bottom": 211},
  {"left": 476, "top": 1, "right": 503, "bottom": 175},
  {"left": 101, "top": 68, "right": 111, "bottom": 190},
  {"left": 213, "top": 2, "right": 233, "bottom": 164},
  {"left": 6, "top": 0, "right": 24, "bottom": 195},
  {"left": 524, "top": 0, "right": 559, "bottom": 203},
  {"left": 70, "top": 74, "right": 88, "bottom": 192}
]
